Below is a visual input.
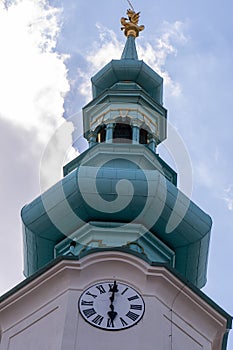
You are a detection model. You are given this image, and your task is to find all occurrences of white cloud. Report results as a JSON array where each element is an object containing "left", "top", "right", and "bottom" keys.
[
  {"left": 194, "top": 156, "right": 233, "bottom": 212},
  {"left": 40, "top": 117, "right": 79, "bottom": 191},
  {"left": 0, "top": 0, "right": 70, "bottom": 144},
  {"left": 223, "top": 185, "right": 233, "bottom": 211},
  {"left": 195, "top": 161, "right": 215, "bottom": 189},
  {"left": 138, "top": 21, "right": 188, "bottom": 97},
  {"left": 0, "top": 0, "right": 73, "bottom": 294},
  {"left": 76, "top": 24, "right": 123, "bottom": 102},
  {"left": 77, "top": 21, "right": 188, "bottom": 102}
]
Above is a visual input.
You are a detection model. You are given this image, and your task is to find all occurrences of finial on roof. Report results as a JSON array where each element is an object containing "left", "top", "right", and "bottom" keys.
[{"left": 121, "top": 8, "right": 145, "bottom": 38}]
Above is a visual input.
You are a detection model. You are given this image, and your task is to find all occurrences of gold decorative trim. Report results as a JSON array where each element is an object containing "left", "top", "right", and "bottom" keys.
[{"left": 90, "top": 108, "right": 158, "bottom": 135}]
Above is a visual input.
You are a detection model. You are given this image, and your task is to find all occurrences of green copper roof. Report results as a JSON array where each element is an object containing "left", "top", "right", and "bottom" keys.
[
  {"left": 21, "top": 145, "right": 211, "bottom": 288},
  {"left": 91, "top": 59, "right": 163, "bottom": 103},
  {"left": 91, "top": 36, "right": 163, "bottom": 103},
  {"left": 21, "top": 26, "right": 212, "bottom": 295},
  {"left": 121, "top": 35, "right": 138, "bottom": 60}
]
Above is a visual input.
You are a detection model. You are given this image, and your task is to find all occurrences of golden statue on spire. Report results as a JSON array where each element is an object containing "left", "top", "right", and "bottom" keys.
[{"left": 121, "top": 8, "right": 145, "bottom": 38}]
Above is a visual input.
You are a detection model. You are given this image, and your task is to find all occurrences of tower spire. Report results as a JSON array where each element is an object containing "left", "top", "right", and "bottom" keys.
[
  {"left": 121, "top": 35, "right": 138, "bottom": 60},
  {"left": 120, "top": 8, "right": 144, "bottom": 60}
]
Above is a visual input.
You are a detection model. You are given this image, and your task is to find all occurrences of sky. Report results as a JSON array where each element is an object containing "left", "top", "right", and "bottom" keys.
[{"left": 0, "top": 0, "right": 233, "bottom": 346}]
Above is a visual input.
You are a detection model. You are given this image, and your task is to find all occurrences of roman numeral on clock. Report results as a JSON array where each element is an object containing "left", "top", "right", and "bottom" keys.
[
  {"left": 121, "top": 287, "right": 128, "bottom": 295},
  {"left": 128, "top": 294, "right": 139, "bottom": 301},
  {"left": 86, "top": 291, "right": 97, "bottom": 299},
  {"left": 96, "top": 284, "right": 106, "bottom": 294},
  {"left": 107, "top": 318, "right": 115, "bottom": 328},
  {"left": 126, "top": 311, "right": 139, "bottom": 322},
  {"left": 130, "top": 304, "right": 142, "bottom": 310},
  {"left": 81, "top": 300, "right": 94, "bottom": 306},
  {"left": 120, "top": 317, "right": 128, "bottom": 327},
  {"left": 92, "top": 314, "right": 104, "bottom": 326},
  {"left": 83, "top": 308, "right": 96, "bottom": 318}
]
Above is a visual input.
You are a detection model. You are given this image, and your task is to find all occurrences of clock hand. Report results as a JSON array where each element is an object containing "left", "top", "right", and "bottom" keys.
[
  {"left": 110, "top": 293, "right": 115, "bottom": 303},
  {"left": 109, "top": 280, "right": 119, "bottom": 303},
  {"left": 108, "top": 304, "right": 118, "bottom": 322},
  {"left": 111, "top": 280, "right": 119, "bottom": 293},
  {"left": 108, "top": 281, "right": 119, "bottom": 325}
]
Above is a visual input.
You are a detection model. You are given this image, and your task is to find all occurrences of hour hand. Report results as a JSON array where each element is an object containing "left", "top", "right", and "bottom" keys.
[{"left": 108, "top": 304, "right": 118, "bottom": 322}]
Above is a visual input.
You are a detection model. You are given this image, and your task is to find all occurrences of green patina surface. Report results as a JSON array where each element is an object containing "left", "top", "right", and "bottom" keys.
[
  {"left": 91, "top": 36, "right": 163, "bottom": 103},
  {"left": 22, "top": 35, "right": 212, "bottom": 290},
  {"left": 22, "top": 154, "right": 212, "bottom": 288}
]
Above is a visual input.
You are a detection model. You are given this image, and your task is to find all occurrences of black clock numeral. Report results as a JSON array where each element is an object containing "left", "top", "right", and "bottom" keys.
[
  {"left": 108, "top": 283, "right": 116, "bottom": 292},
  {"left": 92, "top": 314, "right": 104, "bottom": 326},
  {"left": 120, "top": 317, "right": 128, "bottom": 327},
  {"left": 121, "top": 287, "right": 128, "bottom": 295},
  {"left": 107, "top": 318, "right": 115, "bottom": 328},
  {"left": 83, "top": 308, "right": 96, "bottom": 318},
  {"left": 96, "top": 284, "right": 106, "bottom": 294},
  {"left": 130, "top": 304, "right": 142, "bottom": 310},
  {"left": 126, "top": 311, "right": 140, "bottom": 322},
  {"left": 128, "top": 294, "right": 139, "bottom": 301},
  {"left": 81, "top": 300, "right": 94, "bottom": 306},
  {"left": 86, "top": 291, "right": 98, "bottom": 299}
]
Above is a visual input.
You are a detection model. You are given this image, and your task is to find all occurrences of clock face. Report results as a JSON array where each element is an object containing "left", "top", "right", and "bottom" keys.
[{"left": 78, "top": 281, "right": 145, "bottom": 330}]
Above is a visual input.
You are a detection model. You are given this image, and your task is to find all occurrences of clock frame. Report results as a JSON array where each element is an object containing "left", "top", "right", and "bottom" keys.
[{"left": 78, "top": 281, "right": 145, "bottom": 330}]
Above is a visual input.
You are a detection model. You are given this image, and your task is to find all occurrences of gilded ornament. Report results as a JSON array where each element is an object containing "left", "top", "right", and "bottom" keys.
[{"left": 121, "top": 9, "right": 145, "bottom": 38}]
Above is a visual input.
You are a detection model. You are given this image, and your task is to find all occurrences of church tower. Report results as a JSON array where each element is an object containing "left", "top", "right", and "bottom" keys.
[{"left": 0, "top": 8, "right": 231, "bottom": 350}]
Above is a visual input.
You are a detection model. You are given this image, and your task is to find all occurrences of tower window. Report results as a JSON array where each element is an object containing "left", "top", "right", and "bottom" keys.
[
  {"left": 113, "top": 123, "right": 132, "bottom": 143},
  {"left": 139, "top": 129, "right": 148, "bottom": 144},
  {"left": 97, "top": 126, "right": 106, "bottom": 143}
]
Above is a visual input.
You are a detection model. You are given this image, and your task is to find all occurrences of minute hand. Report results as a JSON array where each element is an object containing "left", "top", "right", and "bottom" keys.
[{"left": 108, "top": 281, "right": 119, "bottom": 322}]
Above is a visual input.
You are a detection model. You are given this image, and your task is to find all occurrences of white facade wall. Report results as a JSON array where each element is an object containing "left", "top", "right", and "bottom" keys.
[{"left": 0, "top": 252, "right": 227, "bottom": 350}]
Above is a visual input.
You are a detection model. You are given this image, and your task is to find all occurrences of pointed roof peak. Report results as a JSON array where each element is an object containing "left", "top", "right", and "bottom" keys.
[
  {"left": 121, "top": 35, "right": 138, "bottom": 60},
  {"left": 120, "top": 8, "right": 144, "bottom": 60}
]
